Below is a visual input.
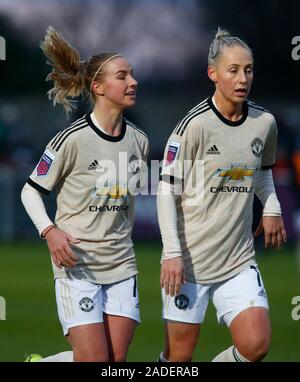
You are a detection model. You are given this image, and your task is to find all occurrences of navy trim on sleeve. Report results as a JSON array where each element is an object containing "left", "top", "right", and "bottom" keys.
[{"left": 27, "top": 178, "right": 50, "bottom": 195}]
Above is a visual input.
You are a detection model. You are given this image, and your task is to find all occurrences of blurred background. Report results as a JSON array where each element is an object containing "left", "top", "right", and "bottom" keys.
[{"left": 0, "top": 0, "right": 299, "bottom": 361}]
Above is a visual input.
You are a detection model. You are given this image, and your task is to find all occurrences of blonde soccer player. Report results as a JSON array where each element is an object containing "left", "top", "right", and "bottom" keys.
[
  {"left": 21, "top": 27, "right": 148, "bottom": 362},
  {"left": 157, "top": 28, "right": 287, "bottom": 362}
]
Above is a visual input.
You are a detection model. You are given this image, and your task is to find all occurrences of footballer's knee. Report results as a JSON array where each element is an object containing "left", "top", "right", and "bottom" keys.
[
  {"left": 167, "top": 337, "right": 197, "bottom": 362},
  {"left": 236, "top": 335, "right": 270, "bottom": 362},
  {"left": 168, "top": 348, "right": 194, "bottom": 362},
  {"left": 167, "top": 337, "right": 198, "bottom": 362}
]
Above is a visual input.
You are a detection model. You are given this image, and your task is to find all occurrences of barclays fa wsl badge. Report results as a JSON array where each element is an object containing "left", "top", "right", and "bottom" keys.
[{"left": 165, "top": 141, "right": 180, "bottom": 166}]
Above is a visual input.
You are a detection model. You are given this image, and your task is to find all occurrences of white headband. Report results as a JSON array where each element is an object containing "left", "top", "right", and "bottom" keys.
[{"left": 90, "top": 54, "right": 122, "bottom": 92}]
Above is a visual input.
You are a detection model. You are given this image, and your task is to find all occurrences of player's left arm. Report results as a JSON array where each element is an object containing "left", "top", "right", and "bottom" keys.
[{"left": 254, "top": 116, "right": 287, "bottom": 249}]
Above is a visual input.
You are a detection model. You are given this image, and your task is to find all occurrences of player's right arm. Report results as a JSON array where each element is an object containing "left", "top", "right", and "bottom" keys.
[
  {"left": 21, "top": 135, "right": 80, "bottom": 268},
  {"left": 158, "top": 190, "right": 184, "bottom": 297},
  {"left": 158, "top": 114, "right": 200, "bottom": 296},
  {"left": 157, "top": 126, "right": 195, "bottom": 296}
]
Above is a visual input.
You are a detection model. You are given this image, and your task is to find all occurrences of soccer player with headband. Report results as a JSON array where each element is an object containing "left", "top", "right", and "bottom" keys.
[{"left": 21, "top": 26, "right": 148, "bottom": 362}]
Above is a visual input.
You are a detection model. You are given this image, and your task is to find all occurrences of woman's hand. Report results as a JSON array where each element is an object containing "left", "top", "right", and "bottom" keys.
[
  {"left": 160, "top": 257, "right": 185, "bottom": 297},
  {"left": 254, "top": 216, "right": 287, "bottom": 249},
  {"left": 42, "top": 226, "right": 81, "bottom": 268}
]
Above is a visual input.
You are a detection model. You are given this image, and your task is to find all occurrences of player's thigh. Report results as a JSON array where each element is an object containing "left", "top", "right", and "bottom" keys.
[
  {"left": 164, "top": 320, "right": 201, "bottom": 356},
  {"left": 162, "top": 281, "right": 209, "bottom": 357},
  {"left": 104, "top": 314, "right": 136, "bottom": 361},
  {"left": 55, "top": 277, "right": 108, "bottom": 360},
  {"left": 102, "top": 275, "right": 140, "bottom": 360},
  {"left": 68, "top": 323, "right": 109, "bottom": 362},
  {"left": 55, "top": 277, "right": 104, "bottom": 335},
  {"left": 211, "top": 264, "right": 269, "bottom": 327}
]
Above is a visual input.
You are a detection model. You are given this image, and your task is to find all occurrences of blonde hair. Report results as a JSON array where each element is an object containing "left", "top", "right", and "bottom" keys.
[
  {"left": 208, "top": 27, "right": 252, "bottom": 66},
  {"left": 40, "top": 26, "right": 120, "bottom": 115}
]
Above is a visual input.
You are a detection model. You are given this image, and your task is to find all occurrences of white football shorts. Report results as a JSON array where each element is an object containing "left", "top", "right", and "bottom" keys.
[
  {"left": 55, "top": 276, "right": 140, "bottom": 335},
  {"left": 162, "top": 263, "right": 269, "bottom": 327}
]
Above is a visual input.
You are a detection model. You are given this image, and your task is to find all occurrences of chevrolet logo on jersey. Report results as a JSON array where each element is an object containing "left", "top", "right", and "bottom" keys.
[
  {"left": 215, "top": 165, "right": 256, "bottom": 181},
  {"left": 90, "top": 183, "right": 130, "bottom": 212},
  {"left": 96, "top": 185, "right": 128, "bottom": 199}
]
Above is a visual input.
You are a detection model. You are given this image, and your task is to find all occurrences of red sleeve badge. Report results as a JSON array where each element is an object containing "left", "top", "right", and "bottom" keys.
[
  {"left": 36, "top": 150, "right": 55, "bottom": 176},
  {"left": 165, "top": 141, "right": 180, "bottom": 166}
]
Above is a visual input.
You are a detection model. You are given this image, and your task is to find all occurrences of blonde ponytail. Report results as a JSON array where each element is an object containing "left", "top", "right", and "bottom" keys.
[
  {"left": 40, "top": 26, "right": 86, "bottom": 115},
  {"left": 40, "top": 26, "right": 121, "bottom": 115}
]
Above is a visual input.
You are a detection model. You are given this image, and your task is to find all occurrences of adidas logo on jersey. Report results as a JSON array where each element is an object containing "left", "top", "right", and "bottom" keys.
[
  {"left": 206, "top": 145, "right": 220, "bottom": 155},
  {"left": 258, "top": 289, "right": 267, "bottom": 298},
  {"left": 88, "top": 160, "right": 101, "bottom": 171}
]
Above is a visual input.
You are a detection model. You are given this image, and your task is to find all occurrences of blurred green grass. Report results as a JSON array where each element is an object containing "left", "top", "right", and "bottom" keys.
[{"left": 0, "top": 241, "right": 299, "bottom": 361}]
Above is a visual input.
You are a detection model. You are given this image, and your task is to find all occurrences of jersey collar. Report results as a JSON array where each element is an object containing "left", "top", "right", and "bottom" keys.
[
  {"left": 208, "top": 96, "right": 248, "bottom": 127},
  {"left": 86, "top": 113, "right": 127, "bottom": 142}
]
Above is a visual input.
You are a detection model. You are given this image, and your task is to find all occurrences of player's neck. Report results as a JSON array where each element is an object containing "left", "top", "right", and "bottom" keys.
[
  {"left": 93, "top": 103, "right": 123, "bottom": 137},
  {"left": 212, "top": 92, "right": 244, "bottom": 122}
]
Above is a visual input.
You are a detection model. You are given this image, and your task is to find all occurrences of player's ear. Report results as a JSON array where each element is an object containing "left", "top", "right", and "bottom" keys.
[
  {"left": 207, "top": 66, "right": 217, "bottom": 83},
  {"left": 91, "top": 82, "right": 105, "bottom": 96}
]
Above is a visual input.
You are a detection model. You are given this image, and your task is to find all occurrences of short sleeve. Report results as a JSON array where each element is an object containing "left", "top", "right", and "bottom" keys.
[
  {"left": 160, "top": 121, "right": 198, "bottom": 194},
  {"left": 261, "top": 116, "right": 278, "bottom": 169},
  {"left": 27, "top": 137, "right": 74, "bottom": 195}
]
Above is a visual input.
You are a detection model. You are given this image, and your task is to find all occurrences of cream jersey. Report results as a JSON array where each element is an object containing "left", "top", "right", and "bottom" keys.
[
  {"left": 28, "top": 114, "right": 149, "bottom": 284},
  {"left": 159, "top": 97, "right": 277, "bottom": 284}
]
